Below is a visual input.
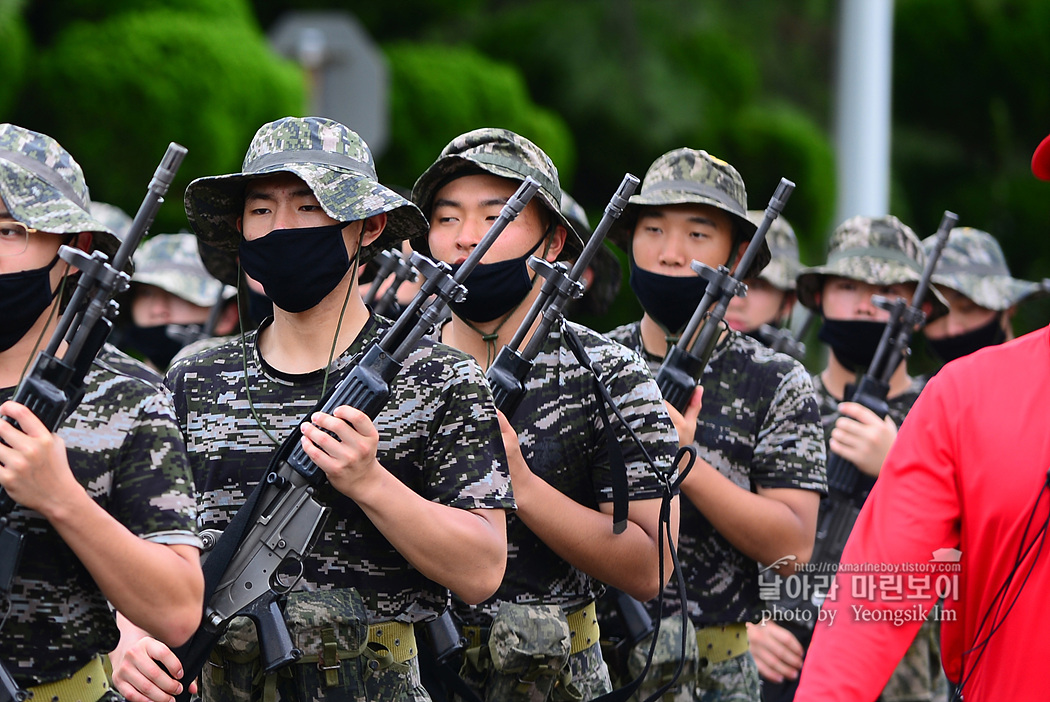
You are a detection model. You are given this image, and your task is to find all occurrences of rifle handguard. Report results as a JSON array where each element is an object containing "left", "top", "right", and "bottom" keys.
[
  {"left": 487, "top": 346, "right": 534, "bottom": 417},
  {"left": 655, "top": 346, "right": 706, "bottom": 414}
]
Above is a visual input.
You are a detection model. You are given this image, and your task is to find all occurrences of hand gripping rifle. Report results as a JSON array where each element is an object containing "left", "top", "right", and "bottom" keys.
[
  {"left": 0, "top": 143, "right": 187, "bottom": 702},
  {"left": 655, "top": 178, "right": 795, "bottom": 412},
  {"left": 167, "top": 178, "right": 541, "bottom": 702}
]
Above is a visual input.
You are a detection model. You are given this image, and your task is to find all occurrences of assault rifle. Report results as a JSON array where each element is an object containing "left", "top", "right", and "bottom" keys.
[
  {"left": 800, "top": 211, "right": 957, "bottom": 638},
  {"left": 655, "top": 178, "right": 795, "bottom": 412},
  {"left": 486, "top": 173, "right": 639, "bottom": 419},
  {"left": 167, "top": 177, "right": 541, "bottom": 702},
  {"left": 822, "top": 210, "right": 957, "bottom": 503},
  {"left": 754, "top": 310, "right": 815, "bottom": 363},
  {"left": 372, "top": 249, "right": 418, "bottom": 318},
  {"left": 0, "top": 142, "right": 187, "bottom": 702},
  {"left": 361, "top": 248, "right": 399, "bottom": 308}
]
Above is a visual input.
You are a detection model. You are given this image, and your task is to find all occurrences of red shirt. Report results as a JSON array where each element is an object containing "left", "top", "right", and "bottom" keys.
[{"left": 796, "top": 326, "right": 1050, "bottom": 701}]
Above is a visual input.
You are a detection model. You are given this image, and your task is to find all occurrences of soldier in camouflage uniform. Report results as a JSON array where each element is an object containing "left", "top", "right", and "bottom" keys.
[
  {"left": 112, "top": 117, "right": 512, "bottom": 702},
  {"left": 605, "top": 147, "right": 827, "bottom": 702},
  {"left": 112, "top": 231, "right": 238, "bottom": 372},
  {"left": 410, "top": 128, "right": 679, "bottom": 701},
  {"left": 0, "top": 124, "right": 203, "bottom": 702},
  {"left": 921, "top": 226, "right": 1047, "bottom": 364},
  {"left": 750, "top": 215, "right": 948, "bottom": 702},
  {"left": 725, "top": 213, "right": 806, "bottom": 356}
]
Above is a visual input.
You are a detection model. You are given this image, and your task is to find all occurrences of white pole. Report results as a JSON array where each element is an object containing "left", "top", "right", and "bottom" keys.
[{"left": 833, "top": 0, "right": 895, "bottom": 225}]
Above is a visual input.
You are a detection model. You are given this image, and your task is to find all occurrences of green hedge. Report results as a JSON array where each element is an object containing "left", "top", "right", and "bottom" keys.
[
  {"left": 379, "top": 42, "right": 575, "bottom": 191},
  {"left": 15, "top": 9, "right": 304, "bottom": 232},
  {"left": 0, "top": 1, "right": 30, "bottom": 119}
]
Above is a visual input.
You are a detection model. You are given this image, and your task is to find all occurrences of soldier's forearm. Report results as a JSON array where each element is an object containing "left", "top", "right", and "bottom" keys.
[{"left": 50, "top": 496, "right": 203, "bottom": 645}]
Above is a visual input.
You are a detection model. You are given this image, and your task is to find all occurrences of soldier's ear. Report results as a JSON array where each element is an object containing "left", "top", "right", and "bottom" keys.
[
  {"left": 545, "top": 224, "right": 567, "bottom": 262},
  {"left": 361, "top": 213, "right": 387, "bottom": 248}
]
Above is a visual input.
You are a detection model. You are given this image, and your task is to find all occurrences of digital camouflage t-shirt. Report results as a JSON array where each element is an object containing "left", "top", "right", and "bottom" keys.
[
  {"left": 450, "top": 320, "right": 679, "bottom": 626},
  {"left": 166, "top": 316, "right": 512, "bottom": 623},
  {"left": 0, "top": 362, "right": 199, "bottom": 686},
  {"left": 606, "top": 322, "right": 826, "bottom": 626}
]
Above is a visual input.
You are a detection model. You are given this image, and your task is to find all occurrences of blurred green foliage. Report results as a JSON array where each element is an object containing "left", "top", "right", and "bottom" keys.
[
  {"left": 13, "top": 7, "right": 303, "bottom": 232},
  {"left": 893, "top": 0, "right": 1050, "bottom": 336},
  {"left": 379, "top": 42, "right": 574, "bottom": 192},
  {"left": 0, "top": 0, "right": 30, "bottom": 118}
]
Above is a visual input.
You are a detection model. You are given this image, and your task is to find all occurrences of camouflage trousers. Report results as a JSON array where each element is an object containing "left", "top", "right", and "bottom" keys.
[
  {"left": 202, "top": 589, "right": 429, "bottom": 702},
  {"left": 880, "top": 618, "right": 947, "bottom": 702},
  {"left": 453, "top": 603, "right": 612, "bottom": 701},
  {"left": 622, "top": 617, "right": 759, "bottom": 702}
]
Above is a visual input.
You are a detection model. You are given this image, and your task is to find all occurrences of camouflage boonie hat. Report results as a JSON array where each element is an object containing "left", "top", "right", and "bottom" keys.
[
  {"left": 411, "top": 128, "right": 582, "bottom": 259},
  {"left": 746, "top": 209, "right": 800, "bottom": 291},
  {"left": 0, "top": 124, "right": 122, "bottom": 268},
  {"left": 797, "top": 214, "right": 948, "bottom": 318},
  {"left": 923, "top": 227, "right": 1046, "bottom": 311},
  {"left": 184, "top": 116, "right": 428, "bottom": 286},
  {"left": 560, "top": 191, "right": 621, "bottom": 316},
  {"left": 133, "top": 232, "right": 235, "bottom": 307},
  {"left": 608, "top": 147, "right": 769, "bottom": 276},
  {"left": 89, "top": 201, "right": 133, "bottom": 241}
]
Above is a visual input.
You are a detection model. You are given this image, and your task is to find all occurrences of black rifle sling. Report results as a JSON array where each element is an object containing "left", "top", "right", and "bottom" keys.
[
  {"left": 561, "top": 325, "right": 632, "bottom": 532},
  {"left": 561, "top": 323, "right": 696, "bottom": 702}
]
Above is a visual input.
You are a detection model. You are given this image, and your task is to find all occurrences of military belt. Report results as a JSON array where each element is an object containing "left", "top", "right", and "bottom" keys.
[
  {"left": 26, "top": 654, "right": 109, "bottom": 702},
  {"left": 463, "top": 600, "right": 601, "bottom": 656},
  {"left": 365, "top": 620, "right": 417, "bottom": 664},
  {"left": 695, "top": 623, "right": 749, "bottom": 665}
]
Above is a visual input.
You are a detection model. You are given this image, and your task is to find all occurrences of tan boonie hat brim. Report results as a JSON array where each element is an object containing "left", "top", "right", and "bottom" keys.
[
  {"left": 932, "top": 271, "right": 1045, "bottom": 312},
  {"left": 923, "top": 227, "right": 1047, "bottom": 311},
  {"left": 797, "top": 248, "right": 949, "bottom": 319},
  {"left": 184, "top": 117, "right": 428, "bottom": 287},
  {"left": 0, "top": 124, "right": 124, "bottom": 272},
  {"left": 411, "top": 128, "right": 581, "bottom": 261},
  {"left": 798, "top": 214, "right": 949, "bottom": 320}
]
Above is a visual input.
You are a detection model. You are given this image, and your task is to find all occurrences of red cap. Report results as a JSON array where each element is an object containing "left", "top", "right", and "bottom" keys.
[{"left": 1033, "top": 133, "right": 1050, "bottom": 181}]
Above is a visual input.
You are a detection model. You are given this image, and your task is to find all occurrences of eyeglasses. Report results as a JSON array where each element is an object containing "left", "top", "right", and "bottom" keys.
[{"left": 0, "top": 221, "right": 33, "bottom": 257}]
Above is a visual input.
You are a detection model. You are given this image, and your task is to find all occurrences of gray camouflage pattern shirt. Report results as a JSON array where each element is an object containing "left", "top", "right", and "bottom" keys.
[
  {"left": 0, "top": 362, "right": 199, "bottom": 686},
  {"left": 448, "top": 320, "right": 678, "bottom": 626},
  {"left": 606, "top": 322, "right": 826, "bottom": 626},
  {"left": 166, "top": 316, "right": 513, "bottom": 623}
]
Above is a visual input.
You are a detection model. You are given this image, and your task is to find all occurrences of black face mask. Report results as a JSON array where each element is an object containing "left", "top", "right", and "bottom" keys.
[
  {"left": 927, "top": 313, "right": 1006, "bottom": 363},
  {"left": 0, "top": 256, "right": 60, "bottom": 353},
  {"left": 449, "top": 237, "right": 545, "bottom": 324},
  {"left": 629, "top": 259, "right": 709, "bottom": 335},
  {"left": 120, "top": 324, "right": 187, "bottom": 370},
  {"left": 239, "top": 223, "right": 351, "bottom": 313},
  {"left": 818, "top": 318, "right": 889, "bottom": 373}
]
